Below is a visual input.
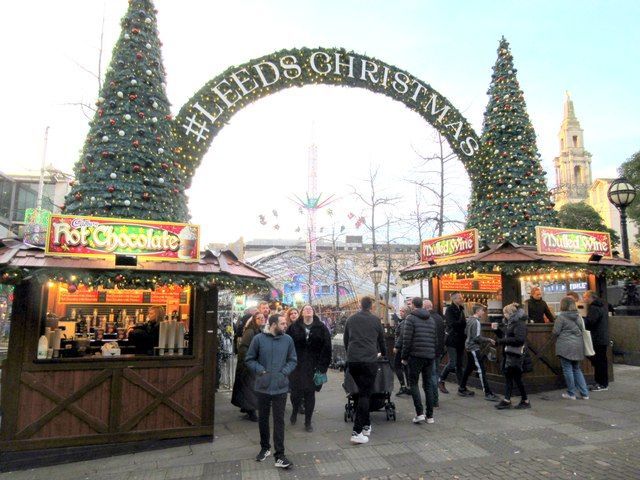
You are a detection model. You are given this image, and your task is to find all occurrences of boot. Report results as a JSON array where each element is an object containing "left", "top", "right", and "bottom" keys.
[{"left": 290, "top": 410, "right": 297, "bottom": 425}]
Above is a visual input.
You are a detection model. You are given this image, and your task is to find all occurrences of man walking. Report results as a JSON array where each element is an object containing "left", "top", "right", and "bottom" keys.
[
  {"left": 246, "top": 314, "right": 297, "bottom": 469},
  {"left": 401, "top": 297, "right": 437, "bottom": 424},
  {"left": 584, "top": 291, "right": 609, "bottom": 391},
  {"left": 439, "top": 292, "right": 466, "bottom": 394},
  {"left": 344, "top": 297, "right": 386, "bottom": 444},
  {"left": 458, "top": 304, "right": 498, "bottom": 401},
  {"left": 392, "top": 306, "right": 410, "bottom": 396},
  {"left": 425, "top": 299, "right": 446, "bottom": 407}
]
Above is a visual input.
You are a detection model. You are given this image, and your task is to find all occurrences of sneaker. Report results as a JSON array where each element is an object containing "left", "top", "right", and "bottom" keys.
[
  {"left": 350, "top": 431, "right": 369, "bottom": 444},
  {"left": 438, "top": 381, "right": 449, "bottom": 394},
  {"left": 426, "top": 417, "right": 435, "bottom": 424},
  {"left": 412, "top": 414, "right": 426, "bottom": 424},
  {"left": 395, "top": 387, "right": 406, "bottom": 396},
  {"left": 591, "top": 385, "right": 609, "bottom": 392},
  {"left": 362, "top": 425, "right": 372, "bottom": 436},
  {"left": 562, "top": 393, "right": 577, "bottom": 400},
  {"left": 579, "top": 395, "right": 590, "bottom": 400},
  {"left": 275, "top": 456, "right": 292, "bottom": 469},
  {"left": 495, "top": 399, "right": 512, "bottom": 410},
  {"left": 485, "top": 393, "right": 500, "bottom": 402},
  {"left": 515, "top": 400, "right": 531, "bottom": 409},
  {"left": 305, "top": 423, "right": 313, "bottom": 432},
  {"left": 256, "top": 448, "right": 271, "bottom": 462},
  {"left": 457, "top": 389, "right": 475, "bottom": 397}
]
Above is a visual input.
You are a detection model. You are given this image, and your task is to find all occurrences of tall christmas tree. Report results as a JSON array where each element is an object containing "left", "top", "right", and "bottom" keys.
[
  {"left": 64, "top": 0, "right": 190, "bottom": 222},
  {"left": 467, "top": 37, "right": 557, "bottom": 245}
]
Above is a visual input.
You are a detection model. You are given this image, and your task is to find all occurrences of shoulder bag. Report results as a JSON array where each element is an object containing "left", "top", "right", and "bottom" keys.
[{"left": 578, "top": 316, "right": 595, "bottom": 357}]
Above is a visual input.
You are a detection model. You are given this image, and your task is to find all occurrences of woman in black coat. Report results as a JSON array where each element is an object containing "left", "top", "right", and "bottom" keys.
[
  {"left": 495, "top": 304, "right": 530, "bottom": 410},
  {"left": 286, "top": 305, "right": 332, "bottom": 431},
  {"left": 231, "top": 312, "right": 265, "bottom": 421}
]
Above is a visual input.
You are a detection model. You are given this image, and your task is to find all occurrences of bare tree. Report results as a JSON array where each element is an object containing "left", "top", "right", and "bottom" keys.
[{"left": 350, "top": 165, "right": 401, "bottom": 316}]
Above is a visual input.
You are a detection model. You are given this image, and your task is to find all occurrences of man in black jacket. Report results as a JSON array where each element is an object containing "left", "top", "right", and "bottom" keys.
[
  {"left": 438, "top": 292, "right": 466, "bottom": 393},
  {"left": 344, "top": 297, "right": 386, "bottom": 444},
  {"left": 401, "top": 297, "right": 437, "bottom": 424},
  {"left": 526, "top": 287, "right": 555, "bottom": 323},
  {"left": 584, "top": 291, "right": 609, "bottom": 391}
]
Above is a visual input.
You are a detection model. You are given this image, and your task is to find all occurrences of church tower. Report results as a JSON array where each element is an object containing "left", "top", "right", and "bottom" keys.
[{"left": 553, "top": 92, "right": 592, "bottom": 209}]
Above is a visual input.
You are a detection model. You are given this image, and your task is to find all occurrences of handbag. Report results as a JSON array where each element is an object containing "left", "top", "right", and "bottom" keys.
[
  {"left": 578, "top": 316, "right": 595, "bottom": 357},
  {"left": 313, "top": 370, "right": 328, "bottom": 387},
  {"left": 505, "top": 344, "right": 525, "bottom": 355}
]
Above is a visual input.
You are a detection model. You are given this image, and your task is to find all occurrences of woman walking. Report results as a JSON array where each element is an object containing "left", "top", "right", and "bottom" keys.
[
  {"left": 286, "top": 305, "right": 332, "bottom": 432},
  {"left": 553, "top": 296, "right": 590, "bottom": 400},
  {"left": 231, "top": 312, "right": 266, "bottom": 421},
  {"left": 495, "top": 303, "right": 530, "bottom": 409}
]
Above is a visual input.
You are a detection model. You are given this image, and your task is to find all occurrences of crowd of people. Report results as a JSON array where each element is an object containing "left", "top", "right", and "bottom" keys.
[{"left": 228, "top": 288, "right": 610, "bottom": 470}]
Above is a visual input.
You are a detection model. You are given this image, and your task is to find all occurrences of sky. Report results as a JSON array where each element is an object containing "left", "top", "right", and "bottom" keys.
[{"left": 1, "top": 0, "right": 639, "bottom": 245}]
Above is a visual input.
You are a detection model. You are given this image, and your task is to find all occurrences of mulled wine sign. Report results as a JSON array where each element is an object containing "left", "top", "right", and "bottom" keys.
[
  {"left": 535, "top": 226, "right": 612, "bottom": 259},
  {"left": 45, "top": 214, "right": 200, "bottom": 262},
  {"left": 421, "top": 229, "right": 479, "bottom": 264}
]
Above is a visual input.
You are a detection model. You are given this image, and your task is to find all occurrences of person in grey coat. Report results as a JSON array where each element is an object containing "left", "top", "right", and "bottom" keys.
[
  {"left": 552, "top": 296, "right": 589, "bottom": 400},
  {"left": 401, "top": 297, "right": 437, "bottom": 424}
]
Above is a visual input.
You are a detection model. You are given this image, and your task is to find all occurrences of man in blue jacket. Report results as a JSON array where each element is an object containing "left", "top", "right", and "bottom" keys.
[{"left": 246, "top": 314, "right": 297, "bottom": 469}]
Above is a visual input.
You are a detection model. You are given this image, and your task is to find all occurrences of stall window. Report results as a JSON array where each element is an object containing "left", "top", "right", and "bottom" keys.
[{"left": 37, "top": 282, "right": 194, "bottom": 360}]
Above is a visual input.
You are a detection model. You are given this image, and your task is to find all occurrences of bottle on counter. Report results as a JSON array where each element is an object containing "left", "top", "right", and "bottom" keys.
[{"left": 37, "top": 335, "right": 49, "bottom": 359}]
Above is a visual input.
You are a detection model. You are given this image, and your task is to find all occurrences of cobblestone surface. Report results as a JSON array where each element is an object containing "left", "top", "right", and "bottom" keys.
[{"left": 2, "top": 365, "right": 640, "bottom": 479}]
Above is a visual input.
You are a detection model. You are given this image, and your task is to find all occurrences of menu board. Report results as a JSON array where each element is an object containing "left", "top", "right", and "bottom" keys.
[
  {"left": 58, "top": 286, "right": 190, "bottom": 305},
  {"left": 440, "top": 274, "right": 502, "bottom": 292}
]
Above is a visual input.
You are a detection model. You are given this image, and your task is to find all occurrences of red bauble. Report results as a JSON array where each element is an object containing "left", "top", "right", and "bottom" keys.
[
  {"left": 161, "top": 162, "right": 169, "bottom": 170},
  {"left": 101, "top": 151, "right": 110, "bottom": 158},
  {"left": 132, "top": 140, "right": 140, "bottom": 148},
  {"left": 132, "top": 27, "right": 140, "bottom": 34},
  {"left": 107, "top": 185, "right": 115, "bottom": 193},
  {"left": 98, "top": 109, "right": 104, "bottom": 117},
  {"left": 81, "top": 164, "right": 88, "bottom": 173},
  {"left": 155, "top": 136, "right": 162, "bottom": 143},
  {"left": 138, "top": 111, "right": 145, "bottom": 118},
  {"left": 67, "top": 284, "right": 77, "bottom": 294},
  {"left": 136, "top": 52, "right": 143, "bottom": 60},
  {"left": 133, "top": 164, "right": 141, "bottom": 172},
  {"left": 109, "top": 81, "right": 116, "bottom": 87},
  {"left": 115, "top": 274, "right": 124, "bottom": 283},
  {"left": 165, "top": 114, "right": 172, "bottom": 120},
  {"left": 173, "top": 188, "right": 179, "bottom": 194},
  {"left": 74, "top": 192, "right": 82, "bottom": 200},
  {"left": 129, "top": 94, "right": 138, "bottom": 101},
  {"left": 109, "top": 119, "right": 116, "bottom": 126},
  {"left": 142, "top": 192, "right": 151, "bottom": 201}
]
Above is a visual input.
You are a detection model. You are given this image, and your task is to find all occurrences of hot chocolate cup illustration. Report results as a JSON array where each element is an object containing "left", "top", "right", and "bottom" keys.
[{"left": 178, "top": 226, "right": 198, "bottom": 259}]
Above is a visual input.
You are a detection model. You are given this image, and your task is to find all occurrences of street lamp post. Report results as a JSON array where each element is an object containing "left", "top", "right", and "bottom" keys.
[
  {"left": 369, "top": 266, "right": 383, "bottom": 319},
  {"left": 607, "top": 177, "right": 639, "bottom": 313}
]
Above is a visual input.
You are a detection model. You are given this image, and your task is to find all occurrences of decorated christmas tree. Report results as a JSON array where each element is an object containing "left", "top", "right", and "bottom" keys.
[
  {"left": 467, "top": 37, "right": 557, "bottom": 245},
  {"left": 64, "top": 0, "right": 190, "bottom": 222}
]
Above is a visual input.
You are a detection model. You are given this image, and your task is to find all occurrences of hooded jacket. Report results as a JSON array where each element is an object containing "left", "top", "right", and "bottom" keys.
[
  {"left": 401, "top": 308, "right": 437, "bottom": 360},
  {"left": 245, "top": 331, "right": 297, "bottom": 395},
  {"left": 553, "top": 311, "right": 585, "bottom": 361},
  {"left": 585, "top": 298, "right": 609, "bottom": 346},
  {"left": 496, "top": 309, "right": 528, "bottom": 350}
]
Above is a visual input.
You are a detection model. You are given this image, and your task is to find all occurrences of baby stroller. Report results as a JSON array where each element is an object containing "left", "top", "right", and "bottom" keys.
[{"left": 343, "top": 358, "right": 396, "bottom": 422}]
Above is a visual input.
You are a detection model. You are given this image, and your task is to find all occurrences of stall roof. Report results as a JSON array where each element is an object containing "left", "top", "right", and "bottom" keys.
[
  {"left": 401, "top": 241, "right": 638, "bottom": 279},
  {"left": 0, "top": 242, "right": 269, "bottom": 280}
]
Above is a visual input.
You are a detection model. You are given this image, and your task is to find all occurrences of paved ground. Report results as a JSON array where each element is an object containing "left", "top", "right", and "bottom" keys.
[{"left": 3, "top": 365, "right": 640, "bottom": 479}]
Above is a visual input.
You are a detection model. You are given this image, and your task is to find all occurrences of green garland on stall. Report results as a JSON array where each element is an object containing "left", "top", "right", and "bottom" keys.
[
  {"left": 401, "top": 261, "right": 640, "bottom": 281},
  {"left": 0, "top": 267, "right": 271, "bottom": 294}
]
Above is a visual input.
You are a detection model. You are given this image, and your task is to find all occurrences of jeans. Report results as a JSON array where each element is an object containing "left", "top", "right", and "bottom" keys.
[
  {"left": 407, "top": 356, "right": 434, "bottom": 418},
  {"left": 460, "top": 351, "right": 493, "bottom": 395},
  {"left": 560, "top": 357, "right": 589, "bottom": 397},
  {"left": 290, "top": 388, "right": 316, "bottom": 426},
  {"left": 589, "top": 344, "right": 609, "bottom": 387},
  {"left": 393, "top": 350, "right": 407, "bottom": 387},
  {"left": 431, "top": 360, "right": 439, "bottom": 404},
  {"left": 504, "top": 366, "right": 527, "bottom": 401},
  {"left": 256, "top": 392, "right": 287, "bottom": 458},
  {"left": 347, "top": 362, "right": 378, "bottom": 434},
  {"left": 440, "top": 345, "right": 464, "bottom": 384}
]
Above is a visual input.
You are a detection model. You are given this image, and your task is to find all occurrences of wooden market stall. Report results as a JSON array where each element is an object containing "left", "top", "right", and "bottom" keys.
[
  {"left": 401, "top": 227, "right": 639, "bottom": 393},
  {"left": 0, "top": 215, "right": 268, "bottom": 460}
]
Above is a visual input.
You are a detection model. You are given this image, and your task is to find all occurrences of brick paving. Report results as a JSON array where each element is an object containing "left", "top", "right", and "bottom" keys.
[{"left": 2, "top": 364, "right": 640, "bottom": 479}]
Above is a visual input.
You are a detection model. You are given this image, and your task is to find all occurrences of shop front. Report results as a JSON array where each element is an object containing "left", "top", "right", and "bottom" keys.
[
  {"left": 402, "top": 227, "right": 638, "bottom": 393},
  {"left": 0, "top": 215, "right": 268, "bottom": 456}
]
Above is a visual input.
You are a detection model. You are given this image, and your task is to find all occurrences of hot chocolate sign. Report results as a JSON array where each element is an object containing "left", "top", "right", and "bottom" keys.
[
  {"left": 536, "top": 226, "right": 612, "bottom": 259},
  {"left": 45, "top": 215, "right": 200, "bottom": 262},
  {"left": 421, "top": 229, "right": 479, "bottom": 264}
]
